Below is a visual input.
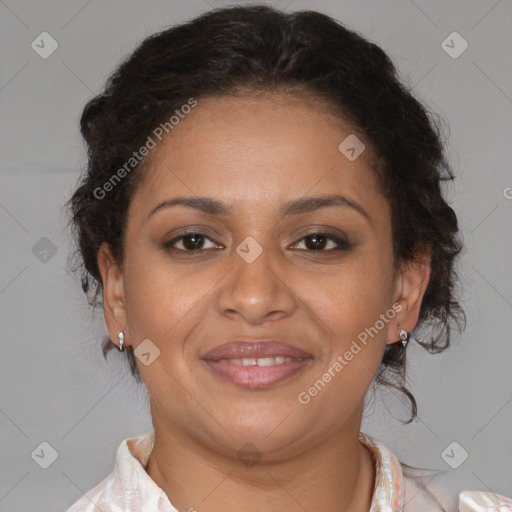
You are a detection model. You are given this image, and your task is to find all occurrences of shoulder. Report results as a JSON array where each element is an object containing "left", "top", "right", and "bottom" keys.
[
  {"left": 65, "top": 472, "right": 119, "bottom": 512},
  {"left": 359, "top": 432, "right": 447, "bottom": 511},
  {"left": 360, "top": 432, "right": 512, "bottom": 512},
  {"left": 402, "top": 471, "right": 447, "bottom": 511},
  {"left": 64, "top": 432, "right": 154, "bottom": 512},
  {"left": 401, "top": 462, "right": 512, "bottom": 512},
  {"left": 458, "top": 489, "right": 512, "bottom": 511}
]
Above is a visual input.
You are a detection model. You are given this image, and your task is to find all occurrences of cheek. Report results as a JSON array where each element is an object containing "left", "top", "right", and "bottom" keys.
[
  {"left": 122, "top": 248, "right": 209, "bottom": 342},
  {"left": 310, "top": 260, "right": 389, "bottom": 331},
  {"left": 304, "top": 260, "right": 390, "bottom": 384}
]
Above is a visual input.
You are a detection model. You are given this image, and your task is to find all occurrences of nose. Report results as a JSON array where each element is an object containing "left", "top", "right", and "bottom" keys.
[{"left": 216, "top": 241, "right": 298, "bottom": 325}]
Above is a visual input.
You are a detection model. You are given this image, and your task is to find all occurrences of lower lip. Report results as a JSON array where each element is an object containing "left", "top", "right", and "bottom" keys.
[{"left": 202, "top": 358, "right": 313, "bottom": 389}]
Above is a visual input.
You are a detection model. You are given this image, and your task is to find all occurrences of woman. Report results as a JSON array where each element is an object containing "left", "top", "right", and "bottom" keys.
[{"left": 64, "top": 5, "right": 511, "bottom": 511}]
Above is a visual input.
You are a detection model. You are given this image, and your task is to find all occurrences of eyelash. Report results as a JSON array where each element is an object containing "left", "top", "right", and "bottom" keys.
[{"left": 163, "top": 231, "right": 352, "bottom": 253}]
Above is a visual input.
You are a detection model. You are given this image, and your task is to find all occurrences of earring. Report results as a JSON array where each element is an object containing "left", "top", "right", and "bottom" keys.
[
  {"left": 117, "top": 331, "right": 125, "bottom": 352},
  {"left": 398, "top": 327, "right": 408, "bottom": 347}
]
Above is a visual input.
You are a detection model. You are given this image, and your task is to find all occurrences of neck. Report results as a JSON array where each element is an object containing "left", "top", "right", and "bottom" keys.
[{"left": 145, "top": 402, "right": 375, "bottom": 512}]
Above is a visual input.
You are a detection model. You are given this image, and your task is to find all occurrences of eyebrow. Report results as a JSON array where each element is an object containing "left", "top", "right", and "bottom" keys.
[{"left": 147, "top": 194, "right": 371, "bottom": 223}]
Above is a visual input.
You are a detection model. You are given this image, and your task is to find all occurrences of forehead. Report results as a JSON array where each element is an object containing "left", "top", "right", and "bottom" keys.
[{"left": 131, "top": 93, "right": 385, "bottom": 219}]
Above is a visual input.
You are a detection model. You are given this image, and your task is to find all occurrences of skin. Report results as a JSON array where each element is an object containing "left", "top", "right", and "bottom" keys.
[{"left": 98, "top": 93, "right": 431, "bottom": 512}]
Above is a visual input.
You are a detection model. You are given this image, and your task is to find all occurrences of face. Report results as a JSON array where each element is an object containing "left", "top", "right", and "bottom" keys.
[{"left": 98, "top": 93, "right": 430, "bottom": 461}]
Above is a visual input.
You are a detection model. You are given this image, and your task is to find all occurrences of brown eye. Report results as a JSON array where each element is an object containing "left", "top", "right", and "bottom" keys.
[
  {"left": 293, "top": 232, "right": 351, "bottom": 252},
  {"left": 164, "top": 232, "right": 219, "bottom": 251}
]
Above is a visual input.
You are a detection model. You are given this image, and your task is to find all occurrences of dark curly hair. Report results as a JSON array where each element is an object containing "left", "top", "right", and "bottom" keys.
[{"left": 64, "top": 4, "right": 466, "bottom": 426}]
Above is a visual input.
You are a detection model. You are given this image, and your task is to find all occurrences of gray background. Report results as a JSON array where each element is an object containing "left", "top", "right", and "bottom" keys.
[{"left": 1, "top": 0, "right": 511, "bottom": 511}]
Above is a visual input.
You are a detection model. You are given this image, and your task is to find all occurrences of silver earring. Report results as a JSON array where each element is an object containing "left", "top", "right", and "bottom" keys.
[
  {"left": 398, "top": 327, "right": 408, "bottom": 347},
  {"left": 117, "top": 331, "right": 125, "bottom": 352}
]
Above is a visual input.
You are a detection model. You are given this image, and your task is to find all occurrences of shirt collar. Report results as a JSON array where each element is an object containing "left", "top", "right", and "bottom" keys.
[
  {"left": 113, "top": 430, "right": 175, "bottom": 511},
  {"left": 113, "top": 430, "right": 404, "bottom": 511},
  {"left": 359, "top": 431, "right": 405, "bottom": 511}
]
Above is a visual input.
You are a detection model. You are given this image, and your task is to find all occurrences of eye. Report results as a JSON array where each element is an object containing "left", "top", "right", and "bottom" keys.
[
  {"left": 292, "top": 232, "right": 351, "bottom": 252},
  {"left": 163, "top": 230, "right": 351, "bottom": 254},
  {"left": 164, "top": 232, "right": 221, "bottom": 252}
]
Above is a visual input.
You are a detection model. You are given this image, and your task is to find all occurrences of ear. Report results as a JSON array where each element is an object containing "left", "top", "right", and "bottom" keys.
[
  {"left": 386, "top": 244, "right": 432, "bottom": 344},
  {"left": 97, "top": 242, "right": 129, "bottom": 349}
]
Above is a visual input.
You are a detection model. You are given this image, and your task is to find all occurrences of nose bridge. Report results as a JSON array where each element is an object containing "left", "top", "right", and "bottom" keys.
[
  {"left": 218, "top": 233, "right": 296, "bottom": 322},
  {"left": 235, "top": 236, "right": 275, "bottom": 286}
]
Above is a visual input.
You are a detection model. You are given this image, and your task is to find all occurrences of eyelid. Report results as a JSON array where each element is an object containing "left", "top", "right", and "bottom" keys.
[{"left": 288, "top": 224, "right": 351, "bottom": 245}]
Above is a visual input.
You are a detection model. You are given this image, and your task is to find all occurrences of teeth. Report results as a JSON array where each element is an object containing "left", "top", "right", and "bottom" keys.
[{"left": 227, "top": 356, "right": 295, "bottom": 366}]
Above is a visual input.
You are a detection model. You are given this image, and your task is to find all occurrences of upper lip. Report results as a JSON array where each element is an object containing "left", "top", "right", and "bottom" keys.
[{"left": 201, "top": 339, "right": 313, "bottom": 361}]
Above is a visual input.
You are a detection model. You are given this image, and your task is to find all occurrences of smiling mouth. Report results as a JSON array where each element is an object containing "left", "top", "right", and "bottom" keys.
[{"left": 202, "top": 356, "right": 313, "bottom": 389}]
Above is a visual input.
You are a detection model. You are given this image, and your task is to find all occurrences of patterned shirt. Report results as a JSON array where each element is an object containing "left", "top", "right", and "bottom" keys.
[{"left": 65, "top": 430, "right": 512, "bottom": 512}]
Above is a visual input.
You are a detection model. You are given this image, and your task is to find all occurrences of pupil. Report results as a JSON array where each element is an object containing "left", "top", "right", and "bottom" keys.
[
  {"left": 305, "top": 234, "right": 326, "bottom": 250},
  {"left": 183, "top": 234, "right": 203, "bottom": 250}
]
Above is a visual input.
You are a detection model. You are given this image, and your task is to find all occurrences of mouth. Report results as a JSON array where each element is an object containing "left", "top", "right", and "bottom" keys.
[{"left": 201, "top": 340, "right": 313, "bottom": 389}]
